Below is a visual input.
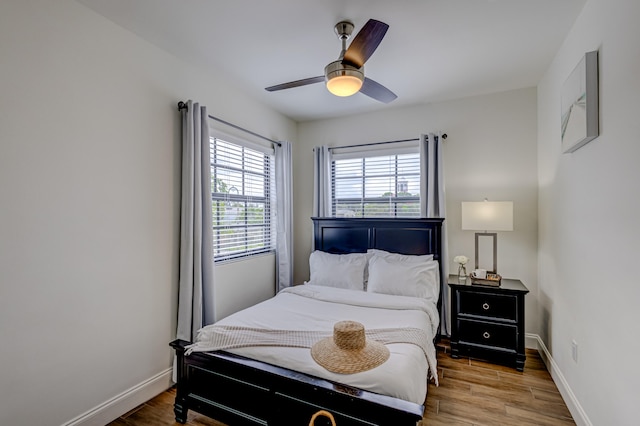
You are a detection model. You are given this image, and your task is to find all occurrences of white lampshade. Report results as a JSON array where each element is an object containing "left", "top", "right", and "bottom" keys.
[{"left": 461, "top": 201, "right": 513, "bottom": 231}]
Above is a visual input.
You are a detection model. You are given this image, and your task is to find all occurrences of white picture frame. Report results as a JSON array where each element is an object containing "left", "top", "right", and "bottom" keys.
[{"left": 561, "top": 50, "right": 599, "bottom": 153}]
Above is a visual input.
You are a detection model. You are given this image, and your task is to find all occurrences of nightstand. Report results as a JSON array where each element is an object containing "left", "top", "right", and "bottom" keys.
[{"left": 448, "top": 275, "right": 529, "bottom": 371}]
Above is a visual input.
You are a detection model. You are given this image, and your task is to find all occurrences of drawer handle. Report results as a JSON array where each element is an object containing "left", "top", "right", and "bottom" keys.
[
  {"left": 482, "top": 302, "right": 490, "bottom": 310},
  {"left": 483, "top": 331, "right": 491, "bottom": 339}
]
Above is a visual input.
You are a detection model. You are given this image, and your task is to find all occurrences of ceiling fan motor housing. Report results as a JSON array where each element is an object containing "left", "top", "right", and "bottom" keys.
[{"left": 325, "top": 61, "right": 364, "bottom": 82}]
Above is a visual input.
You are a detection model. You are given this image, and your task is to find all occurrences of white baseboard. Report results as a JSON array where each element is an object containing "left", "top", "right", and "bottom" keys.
[
  {"left": 62, "top": 338, "right": 591, "bottom": 426},
  {"left": 525, "top": 333, "right": 592, "bottom": 426},
  {"left": 61, "top": 368, "right": 173, "bottom": 426},
  {"left": 525, "top": 333, "right": 539, "bottom": 349}
]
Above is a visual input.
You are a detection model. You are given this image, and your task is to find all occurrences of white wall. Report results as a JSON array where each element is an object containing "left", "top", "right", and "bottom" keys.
[
  {"left": 0, "top": 1, "right": 294, "bottom": 425},
  {"left": 295, "top": 88, "right": 539, "bottom": 334},
  {"left": 537, "top": 0, "right": 640, "bottom": 424},
  {"left": 215, "top": 254, "right": 276, "bottom": 321}
]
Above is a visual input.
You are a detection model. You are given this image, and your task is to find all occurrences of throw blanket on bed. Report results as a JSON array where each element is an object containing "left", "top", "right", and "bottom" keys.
[{"left": 186, "top": 324, "right": 439, "bottom": 385}]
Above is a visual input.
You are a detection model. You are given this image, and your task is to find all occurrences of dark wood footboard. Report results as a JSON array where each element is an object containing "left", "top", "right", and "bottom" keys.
[{"left": 171, "top": 339, "right": 423, "bottom": 426}]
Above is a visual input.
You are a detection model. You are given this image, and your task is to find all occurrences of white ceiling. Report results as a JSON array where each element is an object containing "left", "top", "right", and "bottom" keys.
[{"left": 77, "top": 0, "right": 585, "bottom": 122}]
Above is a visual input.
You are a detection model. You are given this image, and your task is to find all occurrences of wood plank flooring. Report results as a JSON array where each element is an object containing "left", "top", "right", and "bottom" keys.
[
  {"left": 108, "top": 341, "right": 574, "bottom": 425},
  {"left": 424, "top": 340, "right": 575, "bottom": 425}
]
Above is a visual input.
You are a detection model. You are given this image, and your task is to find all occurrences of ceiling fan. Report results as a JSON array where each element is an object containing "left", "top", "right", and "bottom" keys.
[{"left": 265, "top": 19, "right": 397, "bottom": 103}]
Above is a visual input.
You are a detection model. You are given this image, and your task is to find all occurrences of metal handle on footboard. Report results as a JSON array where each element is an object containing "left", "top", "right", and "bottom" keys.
[{"left": 309, "top": 409, "right": 337, "bottom": 426}]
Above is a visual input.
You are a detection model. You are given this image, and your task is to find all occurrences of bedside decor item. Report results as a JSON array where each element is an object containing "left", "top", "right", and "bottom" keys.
[
  {"left": 453, "top": 255, "right": 469, "bottom": 279},
  {"left": 471, "top": 269, "right": 487, "bottom": 279},
  {"left": 561, "top": 50, "right": 599, "bottom": 153},
  {"left": 470, "top": 271, "right": 502, "bottom": 287},
  {"left": 461, "top": 200, "right": 513, "bottom": 274}
]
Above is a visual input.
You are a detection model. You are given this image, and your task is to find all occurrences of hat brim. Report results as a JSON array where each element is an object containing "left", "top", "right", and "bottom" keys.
[{"left": 311, "top": 337, "right": 390, "bottom": 374}]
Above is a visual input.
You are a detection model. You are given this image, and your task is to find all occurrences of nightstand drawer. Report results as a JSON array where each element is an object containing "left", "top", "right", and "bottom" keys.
[
  {"left": 457, "top": 318, "right": 517, "bottom": 352},
  {"left": 458, "top": 291, "right": 517, "bottom": 321}
]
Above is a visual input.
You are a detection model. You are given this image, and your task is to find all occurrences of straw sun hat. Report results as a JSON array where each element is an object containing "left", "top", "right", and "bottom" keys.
[{"left": 311, "top": 321, "right": 389, "bottom": 374}]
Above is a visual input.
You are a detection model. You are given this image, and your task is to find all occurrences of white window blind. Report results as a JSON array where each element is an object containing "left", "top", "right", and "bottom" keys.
[
  {"left": 210, "top": 136, "right": 276, "bottom": 261},
  {"left": 332, "top": 151, "right": 421, "bottom": 218}
]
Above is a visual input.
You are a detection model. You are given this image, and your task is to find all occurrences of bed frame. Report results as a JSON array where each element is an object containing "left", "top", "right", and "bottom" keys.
[{"left": 170, "top": 217, "right": 444, "bottom": 426}]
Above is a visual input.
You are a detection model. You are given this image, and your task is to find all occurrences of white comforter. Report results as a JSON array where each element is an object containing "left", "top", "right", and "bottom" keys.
[{"left": 193, "top": 284, "right": 439, "bottom": 405}]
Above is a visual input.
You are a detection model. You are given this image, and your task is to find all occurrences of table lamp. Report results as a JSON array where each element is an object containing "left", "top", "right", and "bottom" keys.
[{"left": 461, "top": 200, "right": 513, "bottom": 273}]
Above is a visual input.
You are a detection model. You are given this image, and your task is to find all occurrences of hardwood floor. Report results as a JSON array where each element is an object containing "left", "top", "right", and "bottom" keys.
[
  {"left": 107, "top": 389, "right": 224, "bottom": 426},
  {"left": 424, "top": 341, "right": 575, "bottom": 425},
  {"left": 108, "top": 341, "right": 574, "bottom": 425}
]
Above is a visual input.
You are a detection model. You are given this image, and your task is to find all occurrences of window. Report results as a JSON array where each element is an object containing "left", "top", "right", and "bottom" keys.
[
  {"left": 332, "top": 150, "right": 421, "bottom": 218},
  {"left": 210, "top": 135, "right": 275, "bottom": 261}
]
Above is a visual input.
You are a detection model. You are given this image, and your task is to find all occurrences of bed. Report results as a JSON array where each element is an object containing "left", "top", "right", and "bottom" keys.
[{"left": 170, "top": 217, "right": 444, "bottom": 426}]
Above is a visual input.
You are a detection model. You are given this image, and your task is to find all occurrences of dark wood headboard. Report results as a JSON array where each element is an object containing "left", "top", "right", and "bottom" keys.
[{"left": 312, "top": 217, "right": 444, "bottom": 261}]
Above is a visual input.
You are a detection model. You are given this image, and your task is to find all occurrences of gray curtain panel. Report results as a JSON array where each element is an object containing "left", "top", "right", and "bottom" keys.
[
  {"left": 312, "top": 146, "right": 332, "bottom": 217},
  {"left": 176, "top": 100, "right": 215, "bottom": 343},
  {"left": 275, "top": 141, "right": 293, "bottom": 291},
  {"left": 420, "top": 133, "right": 450, "bottom": 335}
]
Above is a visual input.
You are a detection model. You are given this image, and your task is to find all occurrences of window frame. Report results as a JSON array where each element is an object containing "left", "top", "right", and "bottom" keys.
[
  {"left": 209, "top": 129, "right": 276, "bottom": 262},
  {"left": 330, "top": 143, "right": 421, "bottom": 218}
]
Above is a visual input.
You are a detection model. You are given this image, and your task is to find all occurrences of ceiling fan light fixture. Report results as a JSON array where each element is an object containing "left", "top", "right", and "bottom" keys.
[
  {"left": 325, "top": 61, "right": 364, "bottom": 97},
  {"left": 326, "top": 75, "right": 363, "bottom": 97}
]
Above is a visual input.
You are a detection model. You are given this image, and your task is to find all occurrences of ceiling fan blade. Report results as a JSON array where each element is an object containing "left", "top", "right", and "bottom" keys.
[
  {"left": 360, "top": 77, "right": 397, "bottom": 103},
  {"left": 342, "top": 19, "right": 389, "bottom": 68},
  {"left": 265, "top": 76, "right": 324, "bottom": 92}
]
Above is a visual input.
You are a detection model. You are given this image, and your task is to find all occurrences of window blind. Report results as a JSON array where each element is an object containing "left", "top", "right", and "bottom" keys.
[
  {"left": 332, "top": 152, "right": 421, "bottom": 218},
  {"left": 210, "top": 137, "right": 276, "bottom": 261}
]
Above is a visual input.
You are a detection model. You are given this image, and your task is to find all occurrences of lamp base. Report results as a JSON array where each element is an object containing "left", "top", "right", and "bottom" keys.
[{"left": 474, "top": 232, "right": 498, "bottom": 273}]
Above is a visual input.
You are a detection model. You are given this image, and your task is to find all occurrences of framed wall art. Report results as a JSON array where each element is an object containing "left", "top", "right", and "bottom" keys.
[{"left": 561, "top": 50, "right": 599, "bottom": 153}]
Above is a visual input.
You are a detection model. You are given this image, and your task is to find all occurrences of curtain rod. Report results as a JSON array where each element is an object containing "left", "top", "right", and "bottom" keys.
[
  {"left": 178, "top": 101, "right": 281, "bottom": 147},
  {"left": 329, "top": 134, "right": 447, "bottom": 151}
]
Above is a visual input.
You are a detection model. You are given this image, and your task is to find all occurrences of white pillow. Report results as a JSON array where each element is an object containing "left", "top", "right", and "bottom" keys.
[
  {"left": 308, "top": 251, "right": 367, "bottom": 291},
  {"left": 364, "top": 249, "right": 435, "bottom": 289},
  {"left": 367, "top": 249, "right": 434, "bottom": 264},
  {"left": 367, "top": 255, "right": 440, "bottom": 302}
]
